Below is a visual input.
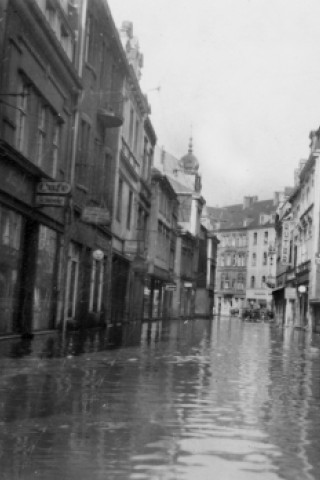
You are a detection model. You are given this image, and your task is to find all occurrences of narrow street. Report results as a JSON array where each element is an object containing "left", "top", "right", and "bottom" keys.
[{"left": 1, "top": 318, "right": 320, "bottom": 480}]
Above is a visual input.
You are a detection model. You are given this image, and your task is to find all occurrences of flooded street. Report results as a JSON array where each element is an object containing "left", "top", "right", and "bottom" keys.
[{"left": 1, "top": 318, "right": 320, "bottom": 480}]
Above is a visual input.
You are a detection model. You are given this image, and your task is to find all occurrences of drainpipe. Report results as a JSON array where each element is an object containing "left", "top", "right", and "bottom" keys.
[{"left": 62, "top": 0, "right": 87, "bottom": 335}]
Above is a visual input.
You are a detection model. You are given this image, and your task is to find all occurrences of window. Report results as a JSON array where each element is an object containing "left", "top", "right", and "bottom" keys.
[
  {"left": 85, "top": 15, "right": 94, "bottom": 63},
  {"left": 76, "top": 119, "right": 91, "bottom": 185},
  {"left": 134, "top": 118, "right": 139, "bottom": 154},
  {"left": 252, "top": 253, "right": 256, "bottom": 266},
  {"left": 264, "top": 231, "right": 268, "bottom": 245},
  {"left": 127, "top": 190, "right": 133, "bottom": 230},
  {"left": 253, "top": 232, "right": 257, "bottom": 245},
  {"left": 0, "top": 207, "right": 24, "bottom": 334},
  {"left": 52, "top": 122, "right": 61, "bottom": 178},
  {"left": 66, "top": 242, "right": 80, "bottom": 319},
  {"left": 263, "top": 252, "right": 267, "bottom": 265},
  {"left": 250, "top": 276, "right": 255, "bottom": 288},
  {"left": 36, "top": 105, "right": 47, "bottom": 166},
  {"left": 116, "top": 178, "right": 123, "bottom": 221},
  {"left": 262, "top": 276, "right": 266, "bottom": 288},
  {"left": 33, "top": 225, "right": 58, "bottom": 330},
  {"left": 129, "top": 107, "right": 134, "bottom": 147},
  {"left": 16, "top": 82, "right": 29, "bottom": 153},
  {"left": 221, "top": 255, "right": 225, "bottom": 267}
]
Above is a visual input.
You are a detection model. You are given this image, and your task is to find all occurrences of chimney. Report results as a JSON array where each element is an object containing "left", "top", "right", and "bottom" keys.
[{"left": 243, "top": 196, "right": 258, "bottom": 209}]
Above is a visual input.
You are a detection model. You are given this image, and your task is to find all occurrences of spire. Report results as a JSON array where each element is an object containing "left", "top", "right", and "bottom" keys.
[{"left": 188, "top": 136, "right": 193, "bottom": 154}]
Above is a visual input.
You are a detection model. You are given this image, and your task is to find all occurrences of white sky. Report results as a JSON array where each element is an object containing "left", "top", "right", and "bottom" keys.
[{"left": 108, "top": 0, "right": 320, "bottom": 207}]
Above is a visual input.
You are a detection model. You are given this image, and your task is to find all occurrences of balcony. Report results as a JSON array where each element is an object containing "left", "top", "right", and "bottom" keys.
[
  {"left": 120, "top": 138, "right": 140, "bottom": 177},
  {"left": 296, "top": 260, "right": 311, "bottom": 276}
]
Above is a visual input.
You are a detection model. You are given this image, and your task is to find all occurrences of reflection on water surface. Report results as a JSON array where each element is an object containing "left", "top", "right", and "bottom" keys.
[{"left": 0, "top": 318, "right": 320, "bottom": 480}]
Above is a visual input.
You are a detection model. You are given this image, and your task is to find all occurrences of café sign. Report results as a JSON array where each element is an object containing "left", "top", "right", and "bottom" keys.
[{"left": 36, "top": 181, "right": 71, "bottom": 195}]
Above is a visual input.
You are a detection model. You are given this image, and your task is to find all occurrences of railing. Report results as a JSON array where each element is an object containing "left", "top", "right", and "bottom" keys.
[
  {"left": 296, "top": 260, "right": 311, "bottom": 276},
  {"left": 120, "top": 138, "right": 140, "bottom": 176}
]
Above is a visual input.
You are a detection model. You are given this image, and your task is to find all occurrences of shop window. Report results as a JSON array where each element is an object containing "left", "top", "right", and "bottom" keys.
[
  {"left": 89, "top": 258, "right": 104, "bottom": 313},
  {"left": 0, "top": 206, "right": 24, "bottom": 334},
  {"left": 33, "top": 225, "right": 58, "bottom": 330},
  {"left": 66, "top": 242, "right": 80, "bottom": 319}
]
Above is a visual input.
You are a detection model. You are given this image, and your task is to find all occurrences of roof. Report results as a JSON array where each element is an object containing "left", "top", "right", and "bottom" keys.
[
  {"left": 207, "top": 199, "right": 276, "bottom": 230},
  {"left": 167, "top": 176, "right": 194, "bottom": 194}
]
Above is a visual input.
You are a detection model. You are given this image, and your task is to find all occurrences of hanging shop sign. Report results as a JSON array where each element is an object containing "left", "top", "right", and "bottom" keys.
[
  {"left": 281, "top": 220, "right": 293, "bottom": 265},
  {"left": 81, "top": 206, "right": 111, "bottom": 225},
  {"left": 35, "top": 195, "right": 66, "bottom": 207},
  {"left": 315, "top": 253, "right": 320, "bottom": 265},
  {"left": 184, "top": 282, "right": 193, "bottom": 288},
  {"left": 36, "top": 181, "right": 71, "bottom": 195}
]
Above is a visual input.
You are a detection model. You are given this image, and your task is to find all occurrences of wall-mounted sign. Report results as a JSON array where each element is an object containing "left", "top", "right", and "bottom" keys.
[
  {"left": 35, "top": 195, "right": 65, "bottom": 207},
  {"left": 281, "top": 220, "right": 293, "bottom": 265},
  {"left": 165, "top": 283, "right": 177, "bottom": 291},
  {"left": 184, "top": 282, "right": 193, "bottom": 288},
  {"left": 81, "top": 206, "right": 111, "bottom": 225},
  {"left": 36, "top": 181, "right": 71, "bottom": 195},
  {"left": 285, "top": 287, "right": 296, "bottom": 299}
]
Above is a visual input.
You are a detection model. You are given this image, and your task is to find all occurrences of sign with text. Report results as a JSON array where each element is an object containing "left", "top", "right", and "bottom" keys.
[
  {"left": 281, "top": 220, "right": 293, "bottom": 265},
  {"left": 165, "top": 284, "right": 177, "bottom": 291},
  {"left": 35, "top": 195, "right": 66, "bottom": 207},
  {"left": 81, "top": 206, "right": 111, "bottom": 225},
  {"left": 36, "top": 181, "right": 71, "bottom": 195}
]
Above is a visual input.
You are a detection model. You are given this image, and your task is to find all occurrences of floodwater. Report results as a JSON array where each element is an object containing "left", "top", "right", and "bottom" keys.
[{"left": 1, "top": 318, "right": 320, "bottom": 480}]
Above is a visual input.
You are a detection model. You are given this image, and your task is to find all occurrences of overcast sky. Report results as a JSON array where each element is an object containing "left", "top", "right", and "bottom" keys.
[{"left": 108, "top": 0, "right": 320, "bottom": 207}]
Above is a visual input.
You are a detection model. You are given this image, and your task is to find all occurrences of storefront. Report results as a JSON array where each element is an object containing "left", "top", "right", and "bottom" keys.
[{"left": 0, "top": 143, "right": 65, "bottom": 336}]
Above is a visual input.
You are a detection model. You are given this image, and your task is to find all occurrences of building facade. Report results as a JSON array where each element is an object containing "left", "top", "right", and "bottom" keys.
[
  {"left": 145, "top": 168, "right": 178, "bottom": 319},
  {"left": 0, "top": 0, "right": 81, "bottom": 335},
  {"left": 111, "top": 21, "right": 155, "bottom": 324},
  {"left": 273, "top": 130, "right": 320, "bottom": 333},
  {"left": 208, "top": 196, "right": 278, "bottom": 316}
]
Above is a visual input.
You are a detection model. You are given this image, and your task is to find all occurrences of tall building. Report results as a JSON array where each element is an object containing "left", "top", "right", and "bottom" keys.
[
  {"left": 111, "top": 20, "right": 155, "bottom": 324},
  {"left": 154, "top": 140, "right": 217, "bottom": 318},
  {"left": 207, "top": 196, "right": 278, "bottom": 316},
  {"left": 0, "top": 0, "right": 81, "bottom": 335},
  {"left": 273, "top": 129, "right": 320, "bottom": 332}
]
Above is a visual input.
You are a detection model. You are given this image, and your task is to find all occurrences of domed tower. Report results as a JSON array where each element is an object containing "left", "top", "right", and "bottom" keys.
[
  {"left": 179, "top": 137, "right": 202, "bottom": 192},
  {"left": 179, "top": 137, "right": 199, "bottom": 174}
]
